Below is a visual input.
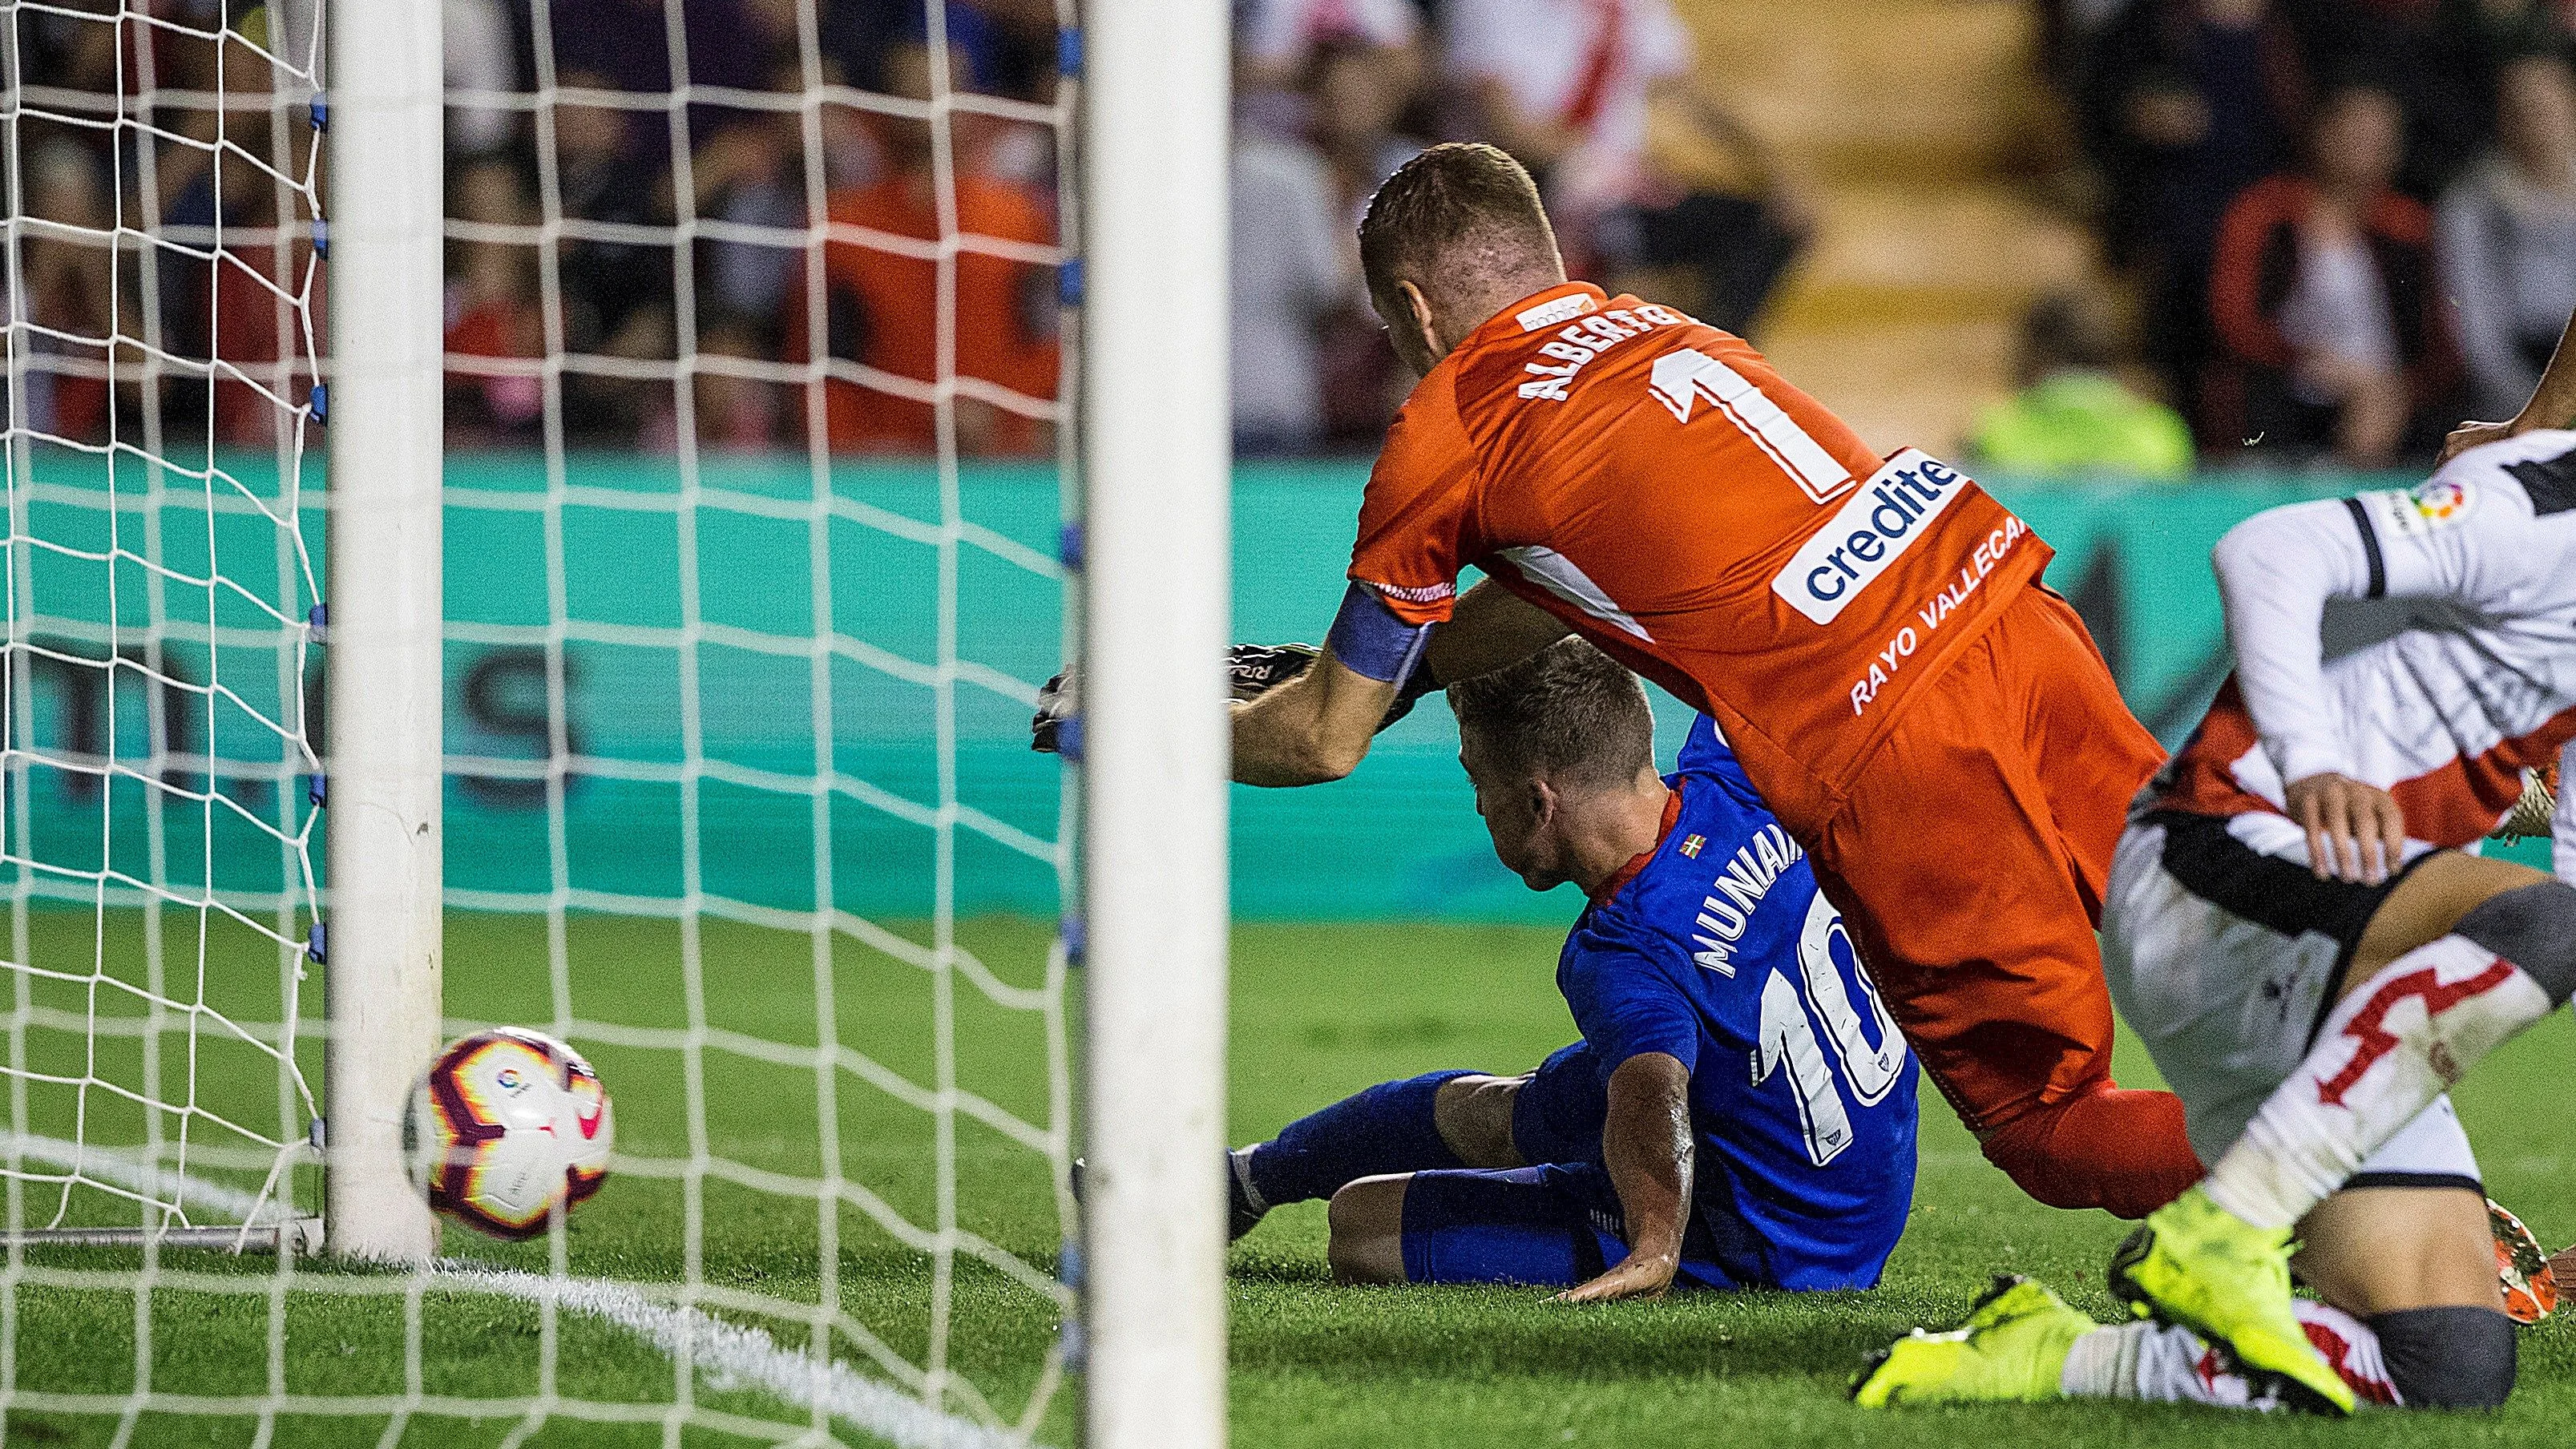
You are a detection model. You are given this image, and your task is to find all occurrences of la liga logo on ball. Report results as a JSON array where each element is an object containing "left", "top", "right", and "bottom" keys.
[{"left": 402, "top": 1028, "right": 615, "bottom": 1241}]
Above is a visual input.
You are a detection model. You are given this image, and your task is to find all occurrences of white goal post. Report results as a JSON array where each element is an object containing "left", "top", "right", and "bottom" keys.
[
  {"left": 320, "top": 0, "right": 446, "bottom": 1268},
  {"left": 1076, "top": 4, "right": 1233, "bottom": 1447},
  {"left": 0, "top": 0, "right": 445, "bottom": 1265}
]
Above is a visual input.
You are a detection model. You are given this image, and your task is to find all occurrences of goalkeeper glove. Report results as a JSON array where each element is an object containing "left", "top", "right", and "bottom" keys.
[
  {"left": 1031, "top": 669, "right": 1079, "bottom": 756},
  {"left": 1228, "top": 643, "right": 1443, "bottom": 736},
  {"left": 1028, "top": 644, "right": 1439, "bottom": 754},
  {"left": 1226, "top": 641, "right": 1323, "bottom": 700}
]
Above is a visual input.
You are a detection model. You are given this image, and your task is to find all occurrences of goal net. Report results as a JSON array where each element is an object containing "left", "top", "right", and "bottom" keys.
[
  {"left": 0, "top": 0, "right": 1192, "bottom": 1442},
  {"left": 0, "top": 2, "right": 328, "bottom": 1253}
]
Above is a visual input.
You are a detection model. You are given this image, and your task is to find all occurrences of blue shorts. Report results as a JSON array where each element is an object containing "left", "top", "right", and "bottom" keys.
[
  {"left": 1416, "top": 1039, "right": 1897, "bottom": 1292},
  {"left": 1406, "top": 1041, "right": 1747, "bottom": 1290},
  {"left": 1510, "top": 1041, "right": 1606, "bottom": 1168},
  {"left": 1398, "top": 1160, "right": 1748, "bottom": 1290}
]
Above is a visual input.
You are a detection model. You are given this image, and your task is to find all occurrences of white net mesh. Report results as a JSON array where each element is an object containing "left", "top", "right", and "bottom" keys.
[
  {"left": 0, "top": 1, "right": 326, "bottom": 1240},
  {"left": 0, "top": 1, "right": 1078, "bottom": 1442}
]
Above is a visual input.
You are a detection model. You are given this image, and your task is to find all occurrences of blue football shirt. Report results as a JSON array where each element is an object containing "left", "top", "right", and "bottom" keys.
[{"left": 1555, "top": 716, "right": 1919, "bottom": 1290}]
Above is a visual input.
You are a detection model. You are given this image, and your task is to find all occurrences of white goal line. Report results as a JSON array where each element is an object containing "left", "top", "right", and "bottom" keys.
[
  {"left": 0, "top": 1260, "right": 1052, "bottom": 1449},
  {"left": 0, "top": 1139, "right": 1058, "bottom": 1446},
  {"left": 441, "top": 1264, "right": 1046, "bottom": 1449}
]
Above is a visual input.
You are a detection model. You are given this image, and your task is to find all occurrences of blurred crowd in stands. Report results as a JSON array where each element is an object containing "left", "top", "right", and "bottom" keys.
[
  {"left": 2029, "top": 0, "right": 2576, "bottom": 471},
  {"left": 10, "top": 0, "right": 2576, "bottom": 474},
  {"left": 5, "top": 0, "right": 1812, "bottom": 462},
  {"left": 1225, "top": 0, "right": 1808, "bottom": 454}
]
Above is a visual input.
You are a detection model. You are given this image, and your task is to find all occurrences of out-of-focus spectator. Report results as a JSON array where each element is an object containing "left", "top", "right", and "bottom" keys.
[
  {"left": 8, "top": 2, "right": 115, "bottom": 97},
  {"left": 2037, "top": 0, "right": 2146, "bottom": 90},
  {"left": 2078, "top": 0, "right": 2307, "bottom": 406},
  {"left": 1970, "top": 292, "right": 2196, "bottom": 478},
  {"left": 2280, "top": 0, "right": 2487, "bottom": 198},
  {"left": 2435, "top": 0, "right": 2576, "bottom": 122},
  {"left": 204, "top": 162, "right": 322, "bottom": 445},
  {"left": 644, "top": 317, "right": 779, "bottom": 454},
  {"left": 188, "top": 26, "right": 320, "bottom": 449},
  {"left": 446, "top": 0, "right": 519, "bottom": 158},
  {"left": 553, "top": 71, "right": 671, "bottom": 328},
  {"left": 828, "top": 0, "right": 1007, "bottom": 91},
  {"left": 445, "top": 161, "right": 547, "bottom": 445},
  {"left": 551, "top": 71, "right": 681, "bottom": 442},
  {"left": 822, "top": 0, "right": 1060, "bottom": 99},
  {"left": 2438, "top": 52, "right": 2576, "bottom": 422},
  {"left": 787, "top": 42, "right": 1058, "bottom": 454},
  {"left": 1236, "top": 0, "right": 1428, "bottom": 151},
  {"left": 549, "top": 0, "right": 770, "bottom": 118},
  {"left": 1442, "top": 0, "right": 1691, "bottom": 212},
  {"left": 10, "top": 140, "right": 116, "bottom": 444},
  {"left": 1313, "top": 40, "right": 1429, "bottom": 221},
  {"left": 688, "top": 54, "right": 816, "bottom": 337},
  {"left": 1439, "top": 0, "right": 1808, "bottom": 336},
  {"left": 1238, "top": 0, "right": 1424, "bottom": 91},
  {"left": 818, "top": 2, "right": 1061, "bottom": 188},
  {"left": 1232, "top": 127, "right": 1351, "bottom": 454},
  {"left": 2207, "top": 84, "right": 2461, "bottom": 466},
  {"left": 1308, "top": 40, "right": 1431, "bottom": 447}
]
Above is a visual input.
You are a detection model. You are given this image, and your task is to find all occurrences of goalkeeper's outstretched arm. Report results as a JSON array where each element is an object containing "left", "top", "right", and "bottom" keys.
[
  {"left": 1231, "top": 579, "right": 1572, "bottom": 786},
  {"left": 1232, "top": 646, "right": 1404, "bottom": 786}
]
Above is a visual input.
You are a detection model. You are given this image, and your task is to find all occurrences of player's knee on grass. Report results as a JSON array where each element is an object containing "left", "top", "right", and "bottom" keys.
[
  {"left": 1432, "top": 1074, "right": 1527, "bottom": 1168},
  {"left": 2453, "top": 879, "right": 2576, "bottom": 1003},
  {"left": 1327, "top": 1175, "right": 1411, "bottom": 1285},
  {"left": 2372, "top": 1306, "right": 2517, "bottom": 1409},
  {"left": 1976, "top": 1084, "right": 2202, "bottom": 1219}
]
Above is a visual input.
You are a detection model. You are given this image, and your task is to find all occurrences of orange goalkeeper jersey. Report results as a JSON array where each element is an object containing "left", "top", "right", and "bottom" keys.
[{"left": 1353, "top": 282, "right": 2049, "bottom": 828}]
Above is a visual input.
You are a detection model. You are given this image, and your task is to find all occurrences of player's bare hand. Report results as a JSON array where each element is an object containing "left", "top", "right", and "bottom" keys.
[
  {"left": 2440, "top": 419, "right": 2516, "bottom": 465},
  {"left": 2284, "top": 773, "right": 2407, "bottom": 885},
  {"left": 1552, "top": 1250, "right": 1677, "bottom": 1305}
]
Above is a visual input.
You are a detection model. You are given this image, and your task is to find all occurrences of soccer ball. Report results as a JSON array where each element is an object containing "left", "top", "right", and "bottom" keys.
[{"left": 402, "top": 1028, "right": 614, "bottom": 1240}]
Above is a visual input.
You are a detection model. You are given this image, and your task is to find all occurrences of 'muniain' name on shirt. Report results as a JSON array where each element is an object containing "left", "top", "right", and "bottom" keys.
[
  {"left": 1516, "top": 303, "right": 1695, "bottom": 402},
  {"left": 1688, "top": 821, "right": 1803, "bottom": 975}
]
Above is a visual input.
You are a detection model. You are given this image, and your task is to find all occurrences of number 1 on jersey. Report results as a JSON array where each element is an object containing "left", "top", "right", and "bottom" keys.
[{"left": 1648, "top": 348, "right": 1852, "bottom": 505}]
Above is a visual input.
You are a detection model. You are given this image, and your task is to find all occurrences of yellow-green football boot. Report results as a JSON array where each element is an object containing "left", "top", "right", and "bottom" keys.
[
  {"left": 2106, "top": 1186, "right": 2355, "bottom": 1415},
  {"left": 1852, "top": 1275, "right": 2096, "bottom": 1407}
]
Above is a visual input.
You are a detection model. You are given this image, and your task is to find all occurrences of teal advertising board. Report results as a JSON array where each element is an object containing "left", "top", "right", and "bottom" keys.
[{"left": 18, "top": 453, "right": 2524, "bottom": 924}]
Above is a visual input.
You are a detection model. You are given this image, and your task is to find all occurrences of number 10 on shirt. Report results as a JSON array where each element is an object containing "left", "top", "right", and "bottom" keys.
[{"left": 1756, "top": 896, "right": 1908, "bottom": 1165}]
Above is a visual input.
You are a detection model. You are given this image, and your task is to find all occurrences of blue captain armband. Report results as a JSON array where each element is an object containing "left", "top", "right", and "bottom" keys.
[{"left": 1326, "top": 582, "right": 1435, "bottom": 692}]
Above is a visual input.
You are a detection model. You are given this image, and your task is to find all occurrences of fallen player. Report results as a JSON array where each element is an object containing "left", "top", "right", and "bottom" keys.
[
  {"left": 1856, "top": 426, "right": 2576, "bottom": 1414},
  {"left": 1229, "top": 640, "right": 1916, "bottom": 1299}
]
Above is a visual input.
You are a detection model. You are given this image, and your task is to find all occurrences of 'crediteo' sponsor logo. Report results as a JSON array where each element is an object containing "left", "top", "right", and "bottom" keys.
[{"left": 1772, "top": 450, "right": 1969, "bottom": 625}]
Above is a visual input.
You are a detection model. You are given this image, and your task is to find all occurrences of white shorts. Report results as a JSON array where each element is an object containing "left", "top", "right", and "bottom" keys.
[{"left": 2102, "top": 810, "right": 2481, "bottom": 1190}]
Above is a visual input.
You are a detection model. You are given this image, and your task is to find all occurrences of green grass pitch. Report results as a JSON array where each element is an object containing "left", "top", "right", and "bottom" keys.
[{"left": 1, "top": 912, "right": 2570, "bottom": 1445}]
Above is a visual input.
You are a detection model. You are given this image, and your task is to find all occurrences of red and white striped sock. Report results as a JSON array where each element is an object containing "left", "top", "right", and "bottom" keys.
[
  {"left": 2202, "top": 934, "right": 2551, "bottom": 1230},
  {"left": 2061, "top": 1300, "right": 2398, "bottom": 1407}
]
